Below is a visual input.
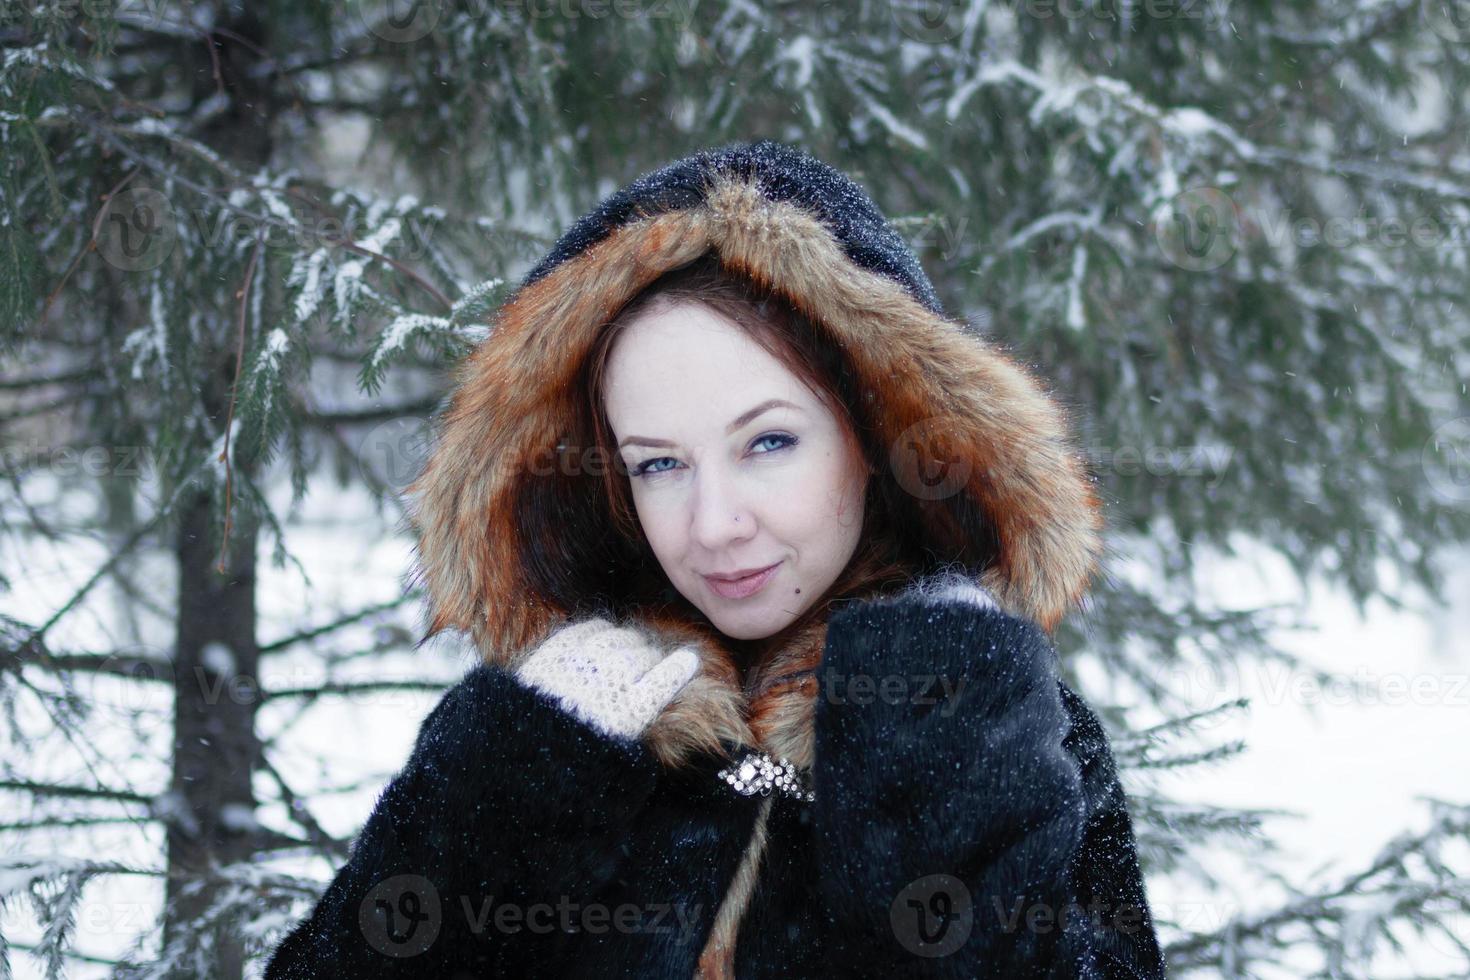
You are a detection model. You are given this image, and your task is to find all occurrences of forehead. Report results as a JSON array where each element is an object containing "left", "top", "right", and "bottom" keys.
[{"left": 601, "top": 301, "right": 824, "bottom": 426}]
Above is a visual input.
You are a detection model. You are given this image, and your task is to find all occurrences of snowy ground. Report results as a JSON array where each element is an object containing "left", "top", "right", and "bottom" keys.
[{"left": 1133, "top": 541, "right": 1470, "bottom": 977}]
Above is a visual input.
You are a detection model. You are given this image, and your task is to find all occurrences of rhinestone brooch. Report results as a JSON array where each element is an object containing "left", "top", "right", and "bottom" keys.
[{"left": 717, "top": 752, "right": 815, "bottom": 802}]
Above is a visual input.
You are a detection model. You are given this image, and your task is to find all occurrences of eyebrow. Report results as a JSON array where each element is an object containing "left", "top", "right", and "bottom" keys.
[{"left": 617, "top": 398, "right": 803, "bottom": 450}]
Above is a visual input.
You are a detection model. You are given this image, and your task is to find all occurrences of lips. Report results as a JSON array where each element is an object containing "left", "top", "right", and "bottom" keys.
[
  {"left": 704, "top": 563, "right": 780, "bottom": 582},
  {"left": 702, "top": 561, "right": 781, "bottom": 599}
]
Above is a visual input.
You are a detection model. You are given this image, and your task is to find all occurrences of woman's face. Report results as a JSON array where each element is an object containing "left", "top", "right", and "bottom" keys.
[{"left": 602, "top": 299, "right": 870, "bottom": 640}]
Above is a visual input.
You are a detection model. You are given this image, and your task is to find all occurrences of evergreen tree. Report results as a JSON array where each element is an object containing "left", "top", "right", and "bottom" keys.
[{"left": 2, "top": 0, "right": 1468, "bottom": 975}]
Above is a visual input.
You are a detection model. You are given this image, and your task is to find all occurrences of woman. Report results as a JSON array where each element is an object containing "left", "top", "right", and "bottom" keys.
[{"left": 264, "top": 140, "right": 1167, "bottom": 978}]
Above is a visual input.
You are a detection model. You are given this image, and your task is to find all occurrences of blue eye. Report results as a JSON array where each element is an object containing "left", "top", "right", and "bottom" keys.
[
  {"left": 752, "top": 432, "right": 798, "bottom": 454},
  {"left": 631, "top": 456, "right": 678, "bottom": 478},
  {"left": 630, "top": 432, "right": 798, "bottom": 479}
]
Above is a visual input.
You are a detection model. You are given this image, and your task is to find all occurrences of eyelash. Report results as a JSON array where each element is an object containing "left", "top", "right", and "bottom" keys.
[{"left": 630, "top": 432, "right": 798, "bottom": 479}]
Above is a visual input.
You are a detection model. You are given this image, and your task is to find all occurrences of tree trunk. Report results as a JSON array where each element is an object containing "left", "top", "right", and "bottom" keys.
[
  {"left": 158, "top": 11, "right": 276, "bottom": 976},
  {"left": 163, "top": 483, "right": 261, "bottom": 979}
]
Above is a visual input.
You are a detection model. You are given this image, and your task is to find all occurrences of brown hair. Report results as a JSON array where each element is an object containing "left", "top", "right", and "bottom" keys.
[{"left": 574, "top": 250, "right": 939, "bottom": 656}]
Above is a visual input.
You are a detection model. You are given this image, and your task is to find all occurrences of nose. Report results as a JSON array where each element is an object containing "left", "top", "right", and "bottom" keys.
[{"left": 688, "top": 459, "right": 757, "bottom": 553}]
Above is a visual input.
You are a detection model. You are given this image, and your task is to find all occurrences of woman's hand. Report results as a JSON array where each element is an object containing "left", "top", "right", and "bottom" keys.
[
  {"left": 809, "top": 580, "right": 1096, "bottom": 975},
  {"left": 514, "top": 618, "right": 701, "bottom": 741}
]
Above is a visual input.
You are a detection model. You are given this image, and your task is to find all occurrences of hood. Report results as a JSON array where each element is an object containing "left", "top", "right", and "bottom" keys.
[{"left": 403, "top": 139, "right": 1103, "bottom": 774}]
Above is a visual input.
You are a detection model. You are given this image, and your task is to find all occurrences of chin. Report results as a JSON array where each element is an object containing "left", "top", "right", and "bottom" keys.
[
  {"left": 709, "top": 615, "right": 780, "bottom": 641},
  {"left": 697, "top": 596, "right": 807, "bottom": 642}
]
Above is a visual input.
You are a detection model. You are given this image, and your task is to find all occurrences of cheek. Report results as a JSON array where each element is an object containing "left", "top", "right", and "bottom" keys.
[
  {"left": 630, "top": 487, "right": 682, "bottom": 561},
  {"left": 824, "top": 443, "right": 867, "bottom": 499},
  {"left": 785, "top": 452, "right": 863, "bottom": 529}
]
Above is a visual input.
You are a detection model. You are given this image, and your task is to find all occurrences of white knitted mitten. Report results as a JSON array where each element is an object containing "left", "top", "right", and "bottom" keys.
[{"left": 513, "top": 618, "right": 701, "bottom": 741}]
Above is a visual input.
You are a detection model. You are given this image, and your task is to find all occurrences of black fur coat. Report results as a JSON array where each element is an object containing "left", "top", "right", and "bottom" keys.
[{"left": 264, "top": 588, "right": 1165, "bottom": 978}]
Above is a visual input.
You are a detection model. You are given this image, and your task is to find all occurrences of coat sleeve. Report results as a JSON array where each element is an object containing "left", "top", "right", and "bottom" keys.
[
  {"left": 263, "top": 662, "right": 662, "bottom": 978},
  {"left": 1056, "top": 680, "right": 1168, "bottom": 978},
  {"left": 808, "top": 594, "right": 1166, "bottom": 979}
]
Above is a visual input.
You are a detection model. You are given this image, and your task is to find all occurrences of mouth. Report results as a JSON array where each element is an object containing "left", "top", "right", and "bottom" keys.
[{"left": 702, "top": 561, "right": 782, "bottom": 600}]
